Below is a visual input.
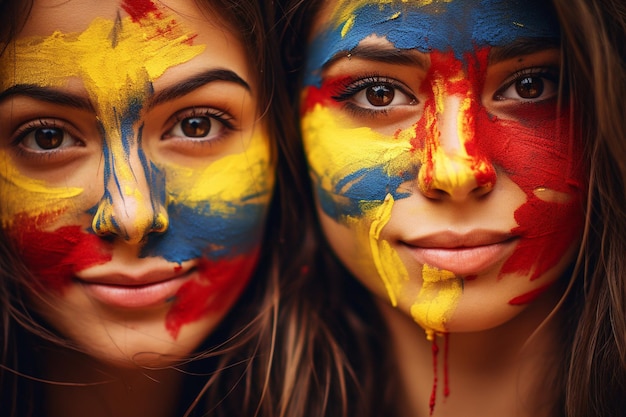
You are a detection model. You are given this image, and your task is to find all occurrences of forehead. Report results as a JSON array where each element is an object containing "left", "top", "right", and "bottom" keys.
[{"left": 311, "top": 0, "right": 559, "bottom": 60}]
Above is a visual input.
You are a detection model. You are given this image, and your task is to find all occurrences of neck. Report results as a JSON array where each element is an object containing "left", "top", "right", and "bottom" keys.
[
  {"left": 379, "top": 286, "right": 564, "bottom": 417},
  {"left": 41, "top": 348, "right": 186, "bottom": 417}
]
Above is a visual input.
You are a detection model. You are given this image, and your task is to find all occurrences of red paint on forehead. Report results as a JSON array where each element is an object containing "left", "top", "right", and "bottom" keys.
[
  {"left": 121, "top": 0, "right": 161, "bottom": 22},
  {"left": 164, "top": 250, "right": 258, "bottom": 339},
  {"left": 8, "top": 214, "right": 112, "bottom": 294}
]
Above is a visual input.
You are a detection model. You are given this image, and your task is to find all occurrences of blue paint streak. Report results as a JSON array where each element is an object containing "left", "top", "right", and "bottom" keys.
[
  {"left": 141, "top": 202, "right": 266, "bottom": 263},
  {"left": 305, "top": 0, "right": 559, "bottom": 86},
  {"left": 316, "top": 164, "right": 415, "bottom": 220}
]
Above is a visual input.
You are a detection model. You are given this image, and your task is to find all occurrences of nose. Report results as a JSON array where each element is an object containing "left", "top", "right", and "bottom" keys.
[
  {"left": 417, "top": 93, "right": 495, "bottom": 201},
  {"left": 92, "top": 145, "right": 168, "bottom": 244}
]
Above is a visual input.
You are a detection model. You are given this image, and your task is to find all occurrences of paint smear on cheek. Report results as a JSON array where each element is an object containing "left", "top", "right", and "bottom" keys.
[
  {"left": 474, "top": 90, "right": 586, "bottom": 287},
  {"left": 0, "top": 155, "right": 112, "bottom": 294},
  {"left": 165, "top": 250, "right": 259, "bottom": 339}
]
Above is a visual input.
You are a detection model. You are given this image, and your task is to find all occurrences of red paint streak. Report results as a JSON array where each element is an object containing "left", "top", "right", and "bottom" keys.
[
  {"left": 121, "top": 0, "right": 161, "bottom": 22},
  {"left": 443, "top": 332, "right": 450, "bottom": 397},
  {"left": 8, "top": 213, "right": 112, "bottom": 295},
  {"left": 301, "top": 76, "right": 351, "bottom": 115},
  {"left": 508, "top": 282, "right": 554, "bottom": 305},
  {"left": 164, "top": 250, "right": 259, "bottom": 339},
  {"left": 430, "top": 336, "right": 439, "bottom": 415}
]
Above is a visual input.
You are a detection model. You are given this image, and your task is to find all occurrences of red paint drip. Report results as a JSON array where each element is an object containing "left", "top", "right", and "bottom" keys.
[
  {"left": 443, "top": 333, "right": 450, "bottom": 397},
  {"left": 164, "top": 249, "right": 259, "bottom": 339},
  {"left": 430, "top": 336, "right": 439, "bottom": 415},
  {"left": 8, "top": 213, "right": 112, "bottom": 295},
  {"left": 121, "top": 0, "right": 161, "bottom": 22}
]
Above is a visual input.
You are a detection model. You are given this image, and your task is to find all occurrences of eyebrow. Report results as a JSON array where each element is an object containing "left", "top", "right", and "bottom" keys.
[
  {"left": 147, "top": 69, "right": 251, "bottom": 109},
  {"left": 323, "top": 43, "right": 429, "bottom": 71},
  {"left": 489, "top": 37, "right": 561, "bottom": 64},
  {"left": 0, "top": 84, "right": 94, "bottom": 111}
]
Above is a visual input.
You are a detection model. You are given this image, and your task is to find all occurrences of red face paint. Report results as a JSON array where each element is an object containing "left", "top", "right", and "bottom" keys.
[
  {"left": 8, "top": 213, "right": 112, "bottom": 294},
  {"left": 165, "top": 250, "right": 258, "bottom": 339}
]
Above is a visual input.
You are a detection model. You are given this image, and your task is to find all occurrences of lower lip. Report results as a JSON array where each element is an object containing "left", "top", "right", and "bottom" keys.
[
  {"left": 79, "top": 273, "right": 193, "bottom": 309},
  {"left": 405, "top": 240, "right": 517, "bottom": 276}
]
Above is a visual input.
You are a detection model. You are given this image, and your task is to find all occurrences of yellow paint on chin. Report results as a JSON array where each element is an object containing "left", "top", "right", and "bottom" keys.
[
  {"left": 411, "top": 264, "right": 462, "bottom": 336},
  {"left": 162, "top": 133, "right": 274, "bottom": 214},
  {"left": 0, "top": 152, "right": 83, "bottom": 226}
]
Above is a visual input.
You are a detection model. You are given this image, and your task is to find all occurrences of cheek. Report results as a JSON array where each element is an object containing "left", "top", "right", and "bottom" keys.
[{"left": 476, "top": 107, "right": 586, "bottom": 281}]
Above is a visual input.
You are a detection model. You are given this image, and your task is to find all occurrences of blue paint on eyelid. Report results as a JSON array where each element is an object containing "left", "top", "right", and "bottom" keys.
[{"left": 305, "top": 0, "right": 559, "bottom": 86}]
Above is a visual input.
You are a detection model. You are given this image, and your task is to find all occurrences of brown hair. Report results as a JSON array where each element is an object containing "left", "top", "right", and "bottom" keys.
[{"left": 278, "top": 0, "right": 626, "bottom": 416}]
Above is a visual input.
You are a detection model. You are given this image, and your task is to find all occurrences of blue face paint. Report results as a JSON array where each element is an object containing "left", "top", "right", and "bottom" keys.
[{"left": 305, "top": 0, "right": 559, "bottom": 86}]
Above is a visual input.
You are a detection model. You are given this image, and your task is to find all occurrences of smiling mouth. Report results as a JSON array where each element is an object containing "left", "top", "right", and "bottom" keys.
[{"left": 78, "top": 271, "right": 195, "bottom": 309}]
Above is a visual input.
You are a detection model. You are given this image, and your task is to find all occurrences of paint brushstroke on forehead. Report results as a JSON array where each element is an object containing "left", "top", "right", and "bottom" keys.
[{"left": 306, "top": 0, "right": 559, "bottom": 85}]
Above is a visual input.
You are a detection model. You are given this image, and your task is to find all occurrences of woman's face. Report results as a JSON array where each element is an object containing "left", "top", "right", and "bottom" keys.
[
  {"left": 301, "top": 0, "right": 586, "bottom": 336},
  {"left": 0, "top": 0, "right": 274, "bottom": 366}
]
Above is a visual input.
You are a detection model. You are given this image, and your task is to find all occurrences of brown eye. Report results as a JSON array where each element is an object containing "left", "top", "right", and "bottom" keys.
[
  {"left": 366, "top": 84, "right": 395, "bottom": 107},
  {"left": 181, "top": 117, "right": 212, "bottom": 138},
  {"left": 35, "top": 127, "right": 64, "bottom": 149},
  {"left": 515, "top": 76, "right": 544, "bottom": 99}
]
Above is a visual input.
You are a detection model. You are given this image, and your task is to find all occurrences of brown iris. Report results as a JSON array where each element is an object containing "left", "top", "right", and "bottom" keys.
[{"left": 366, "top": 84, "right": 395, "bottom": 106}]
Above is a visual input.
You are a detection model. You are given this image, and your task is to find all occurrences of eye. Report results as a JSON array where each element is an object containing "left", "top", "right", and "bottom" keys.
[
  {"left": 16, "top": 119, "right": 82, "bottom": 152},
  {"left": 163, "top": 108, "right": 235, "bottom": 142},
  {"left": 333, "top": 76, "right": 417, "bottom": 111},
  {"left": 494, "top": 68, "right": 559, "bottom": 102}
]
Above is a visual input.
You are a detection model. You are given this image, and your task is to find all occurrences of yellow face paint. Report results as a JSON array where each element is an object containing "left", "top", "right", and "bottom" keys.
[{"left": 0, "top": 152, "right": 83, "bottom": 227}]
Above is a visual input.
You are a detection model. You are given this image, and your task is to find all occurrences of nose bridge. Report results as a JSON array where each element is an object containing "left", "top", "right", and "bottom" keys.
[
  {"left": 92, "top": 132, "right": 168, "bottom": 244},
  {"left": 417, "top": 77, "right": 495, "bottom": 200}
]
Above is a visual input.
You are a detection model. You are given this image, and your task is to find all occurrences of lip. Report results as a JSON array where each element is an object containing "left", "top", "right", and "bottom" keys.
[
  {"left": 401, "top": 231, "right": 518, "bottom": 276},
  {"left": 77, "top": 269, "right": 195, "bottom": 309}
]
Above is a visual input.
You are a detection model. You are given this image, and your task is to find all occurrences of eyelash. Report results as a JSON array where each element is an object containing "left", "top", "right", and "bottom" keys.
[
  {"left": 11, "top": 119, "right": 83, "bottom": 160},
  {"left": 495, "top": 66, "right": 560, "bottom": 101},
  {"left": 331, "top": 75, "right": 417, "bottom": 117},
  {"left": 163, "top": 107, "right": 237, "bottom": 145}
]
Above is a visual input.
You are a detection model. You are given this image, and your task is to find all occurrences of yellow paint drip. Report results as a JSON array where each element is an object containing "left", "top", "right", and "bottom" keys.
[
  {"left": 0, "top": 152, "right": 83, "bottom": 226},
  {"left": 411, "top": 264, "right": 462, "bottom": 334},
  {"left": 369, "top": 193, "right": 409, "bottom": 306}
]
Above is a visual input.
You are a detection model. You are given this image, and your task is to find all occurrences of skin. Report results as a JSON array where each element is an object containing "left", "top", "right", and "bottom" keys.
[
  {"left": 0, "top": 0, "right": 274, "bottom": 368},
  {"left": 301, "top": 0, "right": 586, "bottom": 338}
]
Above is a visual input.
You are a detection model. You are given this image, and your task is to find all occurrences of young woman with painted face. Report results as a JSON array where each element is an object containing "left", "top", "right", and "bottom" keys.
[
  {"left": 0, "top": 0, "right": 327, "bottom": 416},
  {"left": 280, "top": 0, "right": 626, "bottom": 416}
]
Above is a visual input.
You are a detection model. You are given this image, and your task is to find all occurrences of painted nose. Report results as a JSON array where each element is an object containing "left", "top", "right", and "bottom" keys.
[
  {"left": 417, "top": 94, "right": 495, "bottom": 201},
  {"left": 92, "top": 150, "right": 168, "bottom": 244}
]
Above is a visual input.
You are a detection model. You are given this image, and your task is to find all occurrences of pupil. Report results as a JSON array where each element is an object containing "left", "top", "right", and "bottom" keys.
[
  {"left": 516, "top": 77, "right": 543, "bottom": 99},
  {"left": 182, "top": 117, "right": 211, "bottom": 137},
  {"left": 35, "top": 128, "right": 64, "bottom": 149},
  {"left": 366, "top": 84, "right": 394, "bottom": 106}
]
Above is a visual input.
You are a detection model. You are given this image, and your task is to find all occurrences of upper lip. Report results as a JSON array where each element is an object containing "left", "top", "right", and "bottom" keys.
[
  {"left": 75, "top": 266, "right": 193, "bottom": 287},
  {"left": 401, "top": 230, "right": 516, "bottom": 249}
]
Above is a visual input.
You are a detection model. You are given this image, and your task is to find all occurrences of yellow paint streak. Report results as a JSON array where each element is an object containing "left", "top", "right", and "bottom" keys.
[
  {"left": 411, "top": 264, "right": 462, "bottom": 333},
  {"left": 0, "top": 152, "right": 83, "bottom": 226},
  {"left": 163, "top": 132, "right": 273, "bottom": 214},
  {"left": 301, "top": 104, "right": 413, "bottom": 209},
  {"left": 369, "top": 193, "right": 409, "bottom": 306}
]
